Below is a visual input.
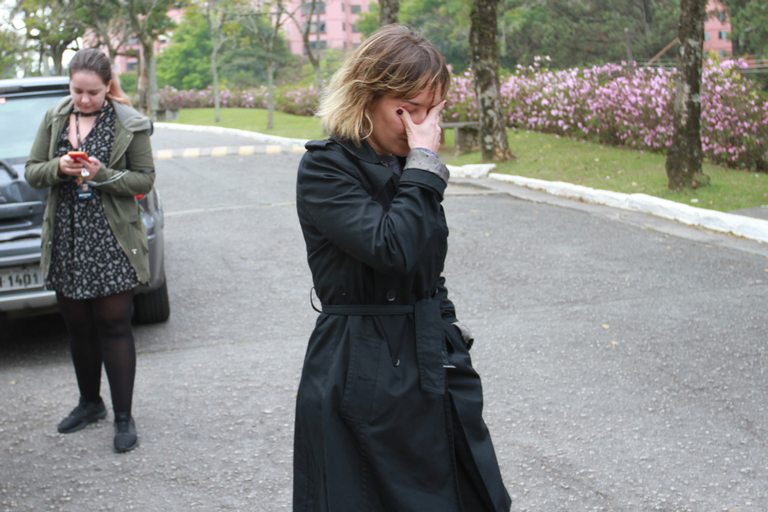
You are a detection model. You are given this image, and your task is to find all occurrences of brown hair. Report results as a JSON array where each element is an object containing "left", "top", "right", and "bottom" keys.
[
  {"left": 68, "top": 48, "right": 131, "bottom": 106},
  {"left": 318, "top": 24, "right": 450, "bottom": 145}
]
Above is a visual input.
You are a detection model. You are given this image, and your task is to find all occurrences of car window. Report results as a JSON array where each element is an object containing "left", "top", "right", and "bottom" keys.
[{"left": 0, "top": 93, "right": 68, "bottom": 160}]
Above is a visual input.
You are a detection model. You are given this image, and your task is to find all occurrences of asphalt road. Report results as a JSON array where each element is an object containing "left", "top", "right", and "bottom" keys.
[{"left": 1, "top": 127, "right": 767, "bottom": 512}]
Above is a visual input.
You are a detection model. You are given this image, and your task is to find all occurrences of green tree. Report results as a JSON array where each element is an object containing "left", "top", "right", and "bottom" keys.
[
  {"left": 356, "top": 1, "right": 379, "bottom": 36},
  {"left": 236, "top": 0, "right": 293, "bottom": 129},
  {"left": 287, "top": 0, "right": 325, "bottom": 96},
  {"left": 79, "top": 0, "right": 134, "bottom": 63},
  {"left": 201, "top": 0, "right": 242, "bottom": 122},
  {"left": 398, "top": 0, "right": 680, "bottom": 71},
  {"left": 401, "top": 0, "right": 472, "bottom": 71},
  {"left": 0, "top": 26, "right": 27, "bottom": 78},
  {"left": 13, "top": 0, "right": 84, "bottom": 75},
  {"left": 497, "top": 0, "right": 680, "bottom": 70},
  {"left": 156, "top": 7, "right": 295, "bottom": 90},
  {"left": 156, "top": 8, "right": 212, "bottom": 90},
  {"left": 220, "top": 24, "right": 296, "bottom": 87},
  {"left": 721, "top": 0, "right": 768, "bottom": 56},
  {"left": 379, "top": 0, "right": 399, "bottom": 25},
  {"left": 125, "top": 0, "right": 176, "bottom": 116}
]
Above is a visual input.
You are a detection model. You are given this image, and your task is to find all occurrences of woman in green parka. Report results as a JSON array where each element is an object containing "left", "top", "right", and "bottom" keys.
[
  {"left": 294, "top": 25, "right": 511, "bottom": 511},
  {"left": 25, "top": 49, "right": 155, "bottom": 453}
]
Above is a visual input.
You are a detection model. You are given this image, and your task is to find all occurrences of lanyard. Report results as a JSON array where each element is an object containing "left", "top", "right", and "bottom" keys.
[{"left": 74, "top": 103, "right": 103, "bottom": 149}]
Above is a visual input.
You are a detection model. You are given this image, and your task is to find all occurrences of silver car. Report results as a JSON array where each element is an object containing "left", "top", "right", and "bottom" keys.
[{"left": 0, "top": 76, "right": 169, "bottom": 324}]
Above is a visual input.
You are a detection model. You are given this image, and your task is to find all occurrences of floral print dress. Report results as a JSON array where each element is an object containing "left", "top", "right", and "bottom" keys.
[{"left": 46, "top": 101, "right": 140, "bottom": 299}]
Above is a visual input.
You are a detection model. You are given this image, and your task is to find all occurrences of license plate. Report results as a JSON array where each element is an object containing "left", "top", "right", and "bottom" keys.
[{"left": 0, "top": 265, "right": 44, "bottom": 291}]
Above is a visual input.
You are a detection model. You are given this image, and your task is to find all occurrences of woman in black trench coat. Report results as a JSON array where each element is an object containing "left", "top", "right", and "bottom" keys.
[{"left": 294, "top": 24, "right": 511, "bottom": 512}]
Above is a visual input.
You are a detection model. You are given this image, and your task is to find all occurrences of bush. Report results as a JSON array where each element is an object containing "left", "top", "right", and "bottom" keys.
[
  {"left": 154, "top": 59, "right": 768, "bottom": 171},
  {"left": 157, "top": 85, "right": 268, "bottom": 110},
  {"left": 119, "top": 72, "right": 137, "bottom": 95},
  {"left": 444, "top": 57, "right": 768, "bottom": 171},
  {"left": 274, "top": 83, "right": 321, "bottom": 117}
]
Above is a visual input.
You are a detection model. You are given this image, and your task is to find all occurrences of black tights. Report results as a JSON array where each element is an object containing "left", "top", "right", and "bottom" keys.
[{"left": 57, "top": 290, "right": 136, "bottom": 416}]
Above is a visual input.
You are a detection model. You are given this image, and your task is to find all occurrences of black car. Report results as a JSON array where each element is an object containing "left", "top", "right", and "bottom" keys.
[{"left": 0, "top": 76, "right": 169, "bottom": 324}]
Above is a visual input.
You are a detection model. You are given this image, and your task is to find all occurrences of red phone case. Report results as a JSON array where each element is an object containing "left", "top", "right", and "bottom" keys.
[{"left": 68, "top": 151, "right": 90, "bottom": 163}]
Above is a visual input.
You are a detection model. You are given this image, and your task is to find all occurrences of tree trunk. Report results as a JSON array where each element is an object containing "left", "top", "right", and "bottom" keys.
[
  {"left": 40, "top": 49, "right": 51, "bottom": 76},
  {"left": 378, "top": 0, "right": 399, "bottom": 26},
  {"left": 469, "top": 0, "right": 515, "bottom": 163},
  {"left": 641, "top": 0, "right": 653, "bottom": 34},
  {"left": 137, "top": 49, "right": 149, "bottom": 114},
  {"left": 665, "top": 0, "right": 708, "bottom": 191},
  {"left": 298, "top": 3, "right": 324, "bottom": 99},
  {"left": 52, "top": 45, "right": 65, "bottom": 76},
  {"left": 212, "top": 45, "right": 220, "bottom": 123},
  {"left": 147, "top": 50, "right": 158, "bottom": 113},
  {"left": 267, "top": 60, "right": 275, "bottom": 130}
]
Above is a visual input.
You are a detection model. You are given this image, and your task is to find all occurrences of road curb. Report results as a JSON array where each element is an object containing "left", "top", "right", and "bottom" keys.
[
  {"left": 154, "top": 144, "right": 306, "bottom": 159},
  {"left": 154, "top": 122, "right": 309, "bottom": 146},
  {"left": 489, "top": 173, "right": 768, "bottom": 244},
  {"left": 153, "top": 123, "right": 767, "bottom": 244}
]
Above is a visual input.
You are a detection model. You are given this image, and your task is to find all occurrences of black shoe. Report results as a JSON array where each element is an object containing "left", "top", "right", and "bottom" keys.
[
  {"left": 58, "top": 397, "right": 107, "bottom": 433},
  {"left": 113, "top": 414, "right": 138, "bottom": 453}
]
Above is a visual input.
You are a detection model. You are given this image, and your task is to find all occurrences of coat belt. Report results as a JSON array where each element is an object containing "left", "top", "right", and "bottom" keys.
[{"left": 321, "top": 300, "right": 445, "bottom": 395}]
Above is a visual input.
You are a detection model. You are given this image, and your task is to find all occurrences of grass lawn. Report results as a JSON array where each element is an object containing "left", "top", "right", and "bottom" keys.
[
  {"left": 172, "top": 108, "right": 326, "bottom": 141},
  {"left": 172, "top": 108, "right": 768, "bottom": 213}
]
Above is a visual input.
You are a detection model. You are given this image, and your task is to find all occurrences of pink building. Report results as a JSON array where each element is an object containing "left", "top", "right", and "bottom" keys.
[
  {"left": 112, "top": 9, "right": 185, "bottom": 75},
  {"left": 703, "top": 0, "right": 732, "bottom": 58},
  {"left": 283, "top": 0, "right": 374, "bottom": 55}
]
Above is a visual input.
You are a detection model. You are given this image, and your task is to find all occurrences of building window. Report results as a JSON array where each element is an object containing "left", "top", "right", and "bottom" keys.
[
  {"left": 127, "top": 61, "right": 138, "bottom": 71},
  {"left": 719, "top": 30, "right": 727, "bottom": 39},
  {"left": 302, "top": 20, "right": 326, "bottom": 33},
  {"left": 352, "top": 23, "right": 361, "bottom": 33},
  {"left": 718, "top": 50, "right": 726, "bottom": 58},
  {"left": 351, "top": 4, "right": 361, "bottom": 13},
  {"left": 704, "top": 32, "right": 710, "bottom": 41},
  {"left": 308, "top": 40, "right": 328, "bottom": 51},
  {"left": 341, "top": 3, "right": 345, "bottom": 11},
  {"left": 302, "top": 1, "right": 325, "bottom": 15},
  {"left": 717, "top": 11, "right": 727, "bottom": 22},
  {"left": 343, "top": 22, "right": 346, "bottom": 31}
]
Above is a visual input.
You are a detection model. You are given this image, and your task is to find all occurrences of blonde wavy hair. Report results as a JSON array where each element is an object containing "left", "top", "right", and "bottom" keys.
[{"left": 318, "top": 24, "right": 450, "bottom": 146}]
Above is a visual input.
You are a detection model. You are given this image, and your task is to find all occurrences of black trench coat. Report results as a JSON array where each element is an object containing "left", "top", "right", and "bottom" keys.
[{"left": 294, "top": 137, "right": 511, "bottom": 512}]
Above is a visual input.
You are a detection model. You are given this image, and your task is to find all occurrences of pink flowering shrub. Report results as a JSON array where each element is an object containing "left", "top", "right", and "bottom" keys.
[
  {"left": 158, "top": 83, "right": 322, "bottom": 117},
  {"left": 275, "top": 84, "right": 321, "bottom": 117},
  {"left": 156, "top": 58, "right": 767, "bottom": 170},
  {"left": 158, "top": 85, "right": 269, "bottom": 109},
  {"left": 701, "top": 60, "right": 768, "bottom": 170},
  {"left": 445, "top": 56, "right": 767, "bottom": 171},
  {"left": 443, "top": 69, "right": 478, "bottom": 122}
]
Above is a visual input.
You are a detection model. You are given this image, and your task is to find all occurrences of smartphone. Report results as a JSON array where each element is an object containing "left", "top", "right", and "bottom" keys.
[{"left": 67, "top": 151, "right": 90, "bottom": 163}]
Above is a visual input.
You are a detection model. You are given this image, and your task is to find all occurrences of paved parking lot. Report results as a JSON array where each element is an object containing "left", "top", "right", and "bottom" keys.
[{"left": 1, "top": 127, "right": 767, "bottom": 512}]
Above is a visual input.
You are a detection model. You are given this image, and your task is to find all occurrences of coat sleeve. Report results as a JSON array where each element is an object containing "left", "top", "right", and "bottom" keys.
[
  {"left": 435, "top": 275, "right": 458, "bottom": 323},
  {"left": 297, "top": 148, "right": 447, "bottom": 276},
  {"left": 24, "top": 110, "right": 67, "bottom": 189},
  {"left": 437, "top": 276, "right": 475, "bottom": 349},
  {"left": 89, "top": 130, "right": 155, "bottom": 197}
]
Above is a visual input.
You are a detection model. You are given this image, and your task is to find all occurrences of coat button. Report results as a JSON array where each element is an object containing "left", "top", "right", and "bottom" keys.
[
  {"left": 392, "top": 357, "right": 400, "bottom": 367},
  {"left": 386, "top": 290, "right": 396, "bottom": 302}
]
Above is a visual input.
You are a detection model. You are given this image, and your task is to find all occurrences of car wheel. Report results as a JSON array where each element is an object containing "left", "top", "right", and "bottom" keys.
[{"left": 133, "top": 276, "right": 170, "bottom": 324}]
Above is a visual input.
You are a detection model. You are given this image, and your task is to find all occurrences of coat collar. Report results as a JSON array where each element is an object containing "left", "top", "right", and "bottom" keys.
[
  {"left": 331, "top": 136, "right": 405, "bottom": 193},
  {"left": 332, "top": 136, "right": 382, "bottom": 164}
]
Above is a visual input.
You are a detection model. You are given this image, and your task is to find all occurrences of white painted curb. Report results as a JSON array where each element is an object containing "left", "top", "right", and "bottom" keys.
[
  {"left": 447, "top": 163, "right": 497, "bottom": 179},
  {"left": 153, "top": 123, "right": 767, "bottom": 244},
  {"left": 154, "top": 122, "right": 309, "bottom": 146},
  {"left": 490, "top": 173, "right": 768, "bottom": 244}
]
